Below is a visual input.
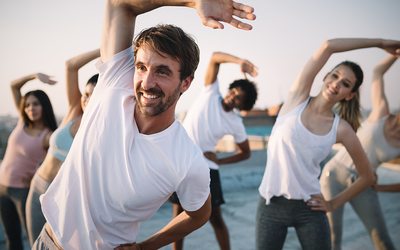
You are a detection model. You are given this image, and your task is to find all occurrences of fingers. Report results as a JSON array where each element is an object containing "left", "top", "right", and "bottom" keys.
[
  {"left": 233, "top": 2, "right": 255, "bottom": 16},
  {"left": 231, "top": 2, "right": 256, "bottom": 30},
  {"left": 202, "top": 17, "right": 224, "bottom": 30},
  {"left": 243, "top": 61, "right": 258, "bottom": 77},
  {"left": 232, "top": 9, "right": 256, "bottom": 21},
  {"left": 47, "top": 80, "right": 57, "bottom": 85},
  {"left": 395, "top": 48, "right": 400, "bottom": 57},
  {"left": 229, "top": 17, "right": 253, "bottom": 30},
  {"left": 307, "top": 194, "right": 331, "bottom": 212}
]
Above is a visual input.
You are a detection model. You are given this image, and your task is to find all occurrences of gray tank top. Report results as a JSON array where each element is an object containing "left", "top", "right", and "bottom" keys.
[{"left": 332, "top": 115, "right": 400, "bottom": 172}]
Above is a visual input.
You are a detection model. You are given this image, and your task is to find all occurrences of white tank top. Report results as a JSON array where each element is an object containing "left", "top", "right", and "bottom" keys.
[{"left": 259, "top": 97, "right": 340, "bottom": 204}]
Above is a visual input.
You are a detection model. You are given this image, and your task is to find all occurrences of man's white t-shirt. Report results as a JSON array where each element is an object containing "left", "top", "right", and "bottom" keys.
[
  {"left": 182, "top": 80, "right": 247, "bottom": 170},
  {"left": 40, "top": 46, "right": 210, "bottom": 250}
]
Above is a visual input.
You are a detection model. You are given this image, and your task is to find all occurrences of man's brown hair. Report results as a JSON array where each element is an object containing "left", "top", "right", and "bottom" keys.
[{"left": 133, "top": 24, "right": 200, "bottom": 82}]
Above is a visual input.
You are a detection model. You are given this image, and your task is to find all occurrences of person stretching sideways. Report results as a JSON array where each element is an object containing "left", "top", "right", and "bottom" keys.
[
  {"left": 321, "top": 53, "right": 400, "bottom": 250},
  {"left": 32, "top": 0, "right": 256, "bottom": 249},
  {"left": 170, "top": 52, "right": 258, "bottom": 250},
  {"left": 256, "top": 38, "right": 400, "bottom": 250}
]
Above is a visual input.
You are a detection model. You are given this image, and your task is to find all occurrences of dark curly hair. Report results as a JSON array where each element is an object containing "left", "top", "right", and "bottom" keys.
[{"left": 229, "top": 79, "right": 258, "bottom": 111}]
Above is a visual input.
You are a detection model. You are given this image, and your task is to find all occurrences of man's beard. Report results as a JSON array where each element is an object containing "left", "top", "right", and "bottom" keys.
[{"left": 136, "top": 82, "right": 181, "bottom": 117}]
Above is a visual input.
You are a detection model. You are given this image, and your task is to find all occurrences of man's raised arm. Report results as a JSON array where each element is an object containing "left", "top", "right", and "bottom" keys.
[
  {"left": 205, "top": 52, "right": 258, "bottom": 86},
  {"left": 100, "top": 0, "right": 256, "bottom": 62}
]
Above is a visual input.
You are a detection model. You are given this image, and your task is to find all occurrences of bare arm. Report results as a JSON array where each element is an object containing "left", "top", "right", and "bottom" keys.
[
  {"left": 368, "top": 55, "right": 398, "bottom": 122},
  {"left": 10, "top": 73, "right": 57, "bottom": 112},
  {"left": 204, "top": 139, "right": 251, "bottom": 165},
  {"left": 42, "top": 131, "right": 53, "bottom": 150},
  {"left": 374, "top": 183, "right": 400, "bottom": 192},
  {"left": 308, "top": 120, "right": 375, "bottom": 212},
  {"left": 280, "top": 38, "right": 400, "bottom": 117},
  {"left": 205, "top": 52, "right": 258, "bottom": 86},
  {"left": 64, "top": 49, "right": 101, "bottom": 121},
  {"left": 101, "top": 0, "right": 256, "bottom": 63},
  {"left": 115, "top": 195, "right": 211, "bottom": 250}
]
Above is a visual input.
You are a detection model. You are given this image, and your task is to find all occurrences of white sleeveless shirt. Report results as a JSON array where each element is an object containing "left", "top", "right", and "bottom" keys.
[{"left": 259, "top": 97, "right": 340, "bottom": 204}]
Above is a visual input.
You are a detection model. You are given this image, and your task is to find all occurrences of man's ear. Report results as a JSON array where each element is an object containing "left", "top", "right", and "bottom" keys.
[
  {"left": 179, "top": 75, "right": 193, "bottom": 95},
  {"left": 344, "top": 92, "right": 356, "bottom": 101}
]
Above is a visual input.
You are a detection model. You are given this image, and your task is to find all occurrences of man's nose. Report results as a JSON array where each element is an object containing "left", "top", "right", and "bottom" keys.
[{"left": 141, "top": 74, "right": 156, "bottom": 90}]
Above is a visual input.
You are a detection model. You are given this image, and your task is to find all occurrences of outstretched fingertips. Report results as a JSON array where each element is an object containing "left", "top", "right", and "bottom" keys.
[
  {"left": 203, "top": 18, "right": 224, "bottom": 29},
  {"left": 233, "top": 9, "right": 256, "bottom": 20},
  {"left": 233, "top": 2, "right": 255, "bottom": 14},
  {"left": 229, "top": 17, "right": 252, "bottom": 30}
]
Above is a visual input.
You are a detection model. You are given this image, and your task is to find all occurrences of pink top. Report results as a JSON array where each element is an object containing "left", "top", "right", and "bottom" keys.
[{"left": 0, "top": 121, "right": 49, "bottom": 188}]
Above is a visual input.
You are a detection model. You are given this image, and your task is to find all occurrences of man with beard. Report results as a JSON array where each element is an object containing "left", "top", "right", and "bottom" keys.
[
  {"left": 32, "top": 0, "right": 256, "bottom": 249},
  {"left": 170, "top": 52, "right": 258, "bottom": 250}
]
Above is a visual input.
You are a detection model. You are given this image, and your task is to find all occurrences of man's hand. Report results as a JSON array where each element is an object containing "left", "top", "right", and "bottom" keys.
[
  {"left": 114, "top": 242, "right": 142, "bottom": 250},
  {"left": 204, "top": 151, "right": 219, "bottom": 165},
  {"left": 240, "top": 59, "right": 258, "bottom": 78},
  {"left": 192, "top": 0, "right": 256, "bottom": 30}
]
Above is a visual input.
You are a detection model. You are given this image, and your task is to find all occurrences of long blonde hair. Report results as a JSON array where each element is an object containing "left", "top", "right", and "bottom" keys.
[{"left": 332, "top": 61, "right": 364, "bottom": 132}]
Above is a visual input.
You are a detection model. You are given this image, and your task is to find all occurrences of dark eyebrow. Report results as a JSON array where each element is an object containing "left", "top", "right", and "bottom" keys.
[
  {"left": 134, "top": 62, "right": 172, "bottom": 74},
  {"left": 334, "top": 70, "right": 352, "bottom": 85},
  {"left": 134, "top": 61, "right": 144, "bottom": 67},
  {"left": 156, "top": 65, "right": 173, "bottom": 74}
]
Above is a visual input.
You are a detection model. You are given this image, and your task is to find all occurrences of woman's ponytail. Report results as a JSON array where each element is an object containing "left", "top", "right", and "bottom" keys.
[{"left": 335, "top": 90, "right": 363, "bottom": 132}]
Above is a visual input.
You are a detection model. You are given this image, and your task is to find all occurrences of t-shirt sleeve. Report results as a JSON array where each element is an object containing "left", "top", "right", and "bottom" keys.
[
  {"left": 175, "top": 153, "right": 210, "bottom": 212},
  {"left": 203, "top": 78, "right": 221, "bottom": 97},
  {"left": 95, "top": 46, "right": 135, "bottom": 91},
  {"left": 82, "top": 46, "right": 135, "bottom": 117},
  {"left": 232, "top": 121, "right": 248, "bottom": 144}
]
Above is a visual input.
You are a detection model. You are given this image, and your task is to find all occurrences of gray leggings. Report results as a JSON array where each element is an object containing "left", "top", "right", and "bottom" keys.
[
  {"left": 31, "top": 225, "right": 60, "bottom": 250},
  {"left": 0, "top": 183, "right": 29, "bottom": 250},
  {"left": 26, "top": 174, "right": 51, "bottom": 246},
  {"left": 320, "top": 162, "right": 395, "bottom": 250},
  {"left": 256, "top": 195, "right": 331, "bottom": 250}
]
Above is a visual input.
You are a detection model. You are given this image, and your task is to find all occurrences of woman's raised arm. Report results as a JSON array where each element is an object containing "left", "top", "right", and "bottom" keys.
[
  {"left": 10, "top": 73, "right": 56, "bottom": 112},
  {"left": 65, "top": 49, "right": 100, "bottom": 113},
  {"left": 368, "top": 55, "right": 398, "bottom": 122},
  {"left": 280, "top": 38, "right": 400, "bottom": 117}
]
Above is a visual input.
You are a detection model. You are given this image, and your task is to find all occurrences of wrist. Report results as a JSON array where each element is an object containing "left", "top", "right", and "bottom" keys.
[{"left": 379, "top": 38, "right": 384, "bottom": 49}]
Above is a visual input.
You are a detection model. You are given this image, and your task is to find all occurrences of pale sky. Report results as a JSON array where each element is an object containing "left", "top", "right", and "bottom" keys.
[{"left": 1, "top": 0, "right": 399, "bottom": 119}]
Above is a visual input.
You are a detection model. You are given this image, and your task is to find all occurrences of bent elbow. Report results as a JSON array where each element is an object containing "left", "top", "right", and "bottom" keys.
[
  {"left": 65, "top": 60, "right": 76, "bottom": 71},
  {"left": 362, "top": 171, "right": 375, "bottom": 187},
  {"left": 244, "top": 151, "right": 251, "bottom": 160},
  {"left": 368, "top": 173, "right": 376, "bottom": 186},
  {"left": 322, "top": 40, "right": 332, "bottom": 49}
]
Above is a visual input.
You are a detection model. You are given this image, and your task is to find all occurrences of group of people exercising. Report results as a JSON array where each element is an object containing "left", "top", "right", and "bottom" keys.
[{"left": 0, "top": 0, "right": 399, "bottom": 249}]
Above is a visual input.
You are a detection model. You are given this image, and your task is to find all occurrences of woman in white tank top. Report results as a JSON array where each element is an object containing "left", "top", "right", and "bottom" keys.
[
  {"left": 320, "top": 55, "right": 400, "bottom": 250},
  {"left": 256, "top": 38, "right": 400, "bottom": 250}
]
